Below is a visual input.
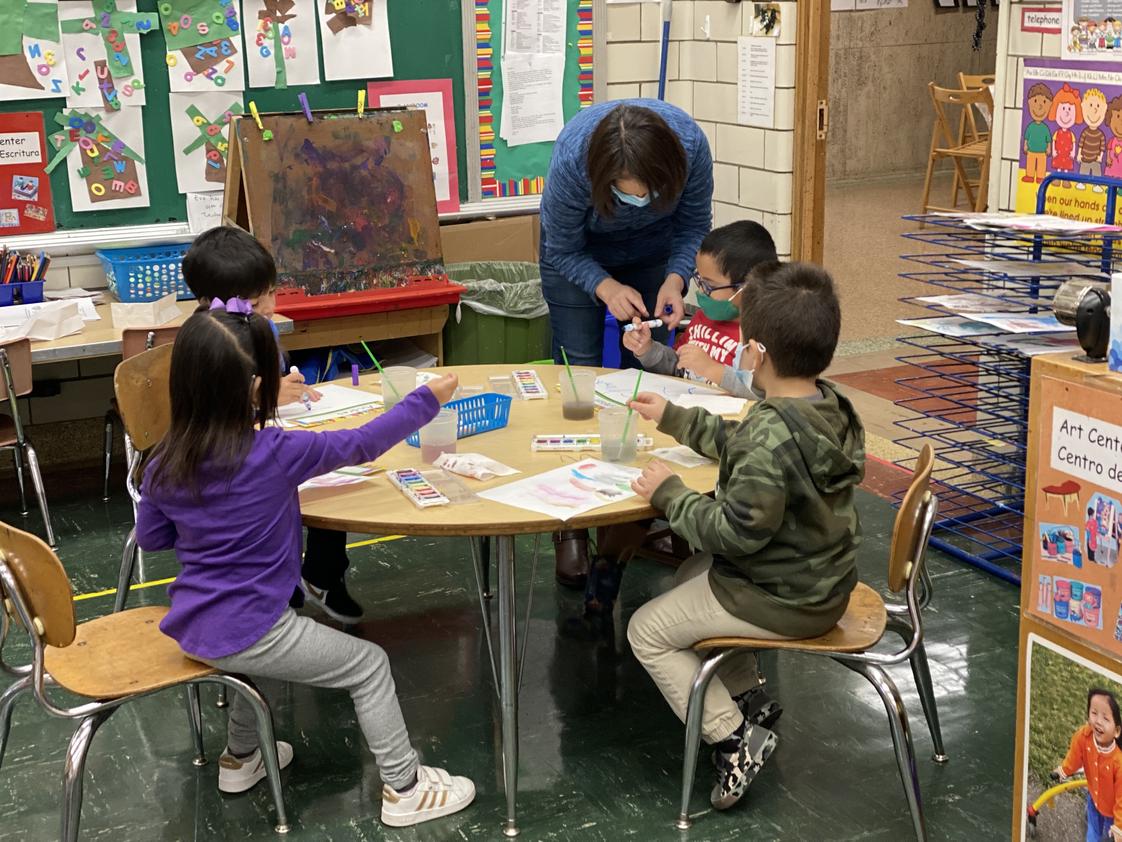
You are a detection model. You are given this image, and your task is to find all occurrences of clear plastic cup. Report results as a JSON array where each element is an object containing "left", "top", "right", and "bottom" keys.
[
  {"left": 381, "top": 366, "right": 417, "bottom": 409},
  {"left": 560, "top": 370, "right": 596, "bottom": 420},
  {"left": 489, "top": 375, "right": 514, "bottom": 396},
  {"left": 599, "top": 407, "right": 638, "bottom": 463},
  {"left": 420, "top": 408, "right": 458, "bottom": 464}
]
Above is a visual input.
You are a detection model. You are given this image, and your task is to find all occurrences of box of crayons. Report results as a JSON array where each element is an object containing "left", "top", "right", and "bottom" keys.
[{"left": 0, "top": 248, "right": 49, "bottom": 307}]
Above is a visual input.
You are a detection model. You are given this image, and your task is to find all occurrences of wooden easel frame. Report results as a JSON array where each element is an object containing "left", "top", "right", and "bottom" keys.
[{"left": 791, "top": 0, "right": 831, "bottom": 263}]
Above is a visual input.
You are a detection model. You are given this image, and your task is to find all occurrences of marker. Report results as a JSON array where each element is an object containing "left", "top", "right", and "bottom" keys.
[
  {"left": 290, "top": 366, "right": 312, "bottom": 411},
  {"left": 351, "top": 363, "right": 360, "bottom": 386},
  {"left": 623, "top": 318, "right": 664, "bottom": 333},
  {"left": 298, "top": 92, "right": 313, "bottom": 122},
  {"left": 248, "top": 100, "right": 262, "bottom": 130},
  {"left": 357, "top": 89, "right": 365, "bottom": 117}
]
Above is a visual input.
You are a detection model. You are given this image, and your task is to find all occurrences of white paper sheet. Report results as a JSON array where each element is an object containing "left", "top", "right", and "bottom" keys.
[
  {"left": 913, "top": 293, "right": 1010, "bottom": 313},
  {"left": 433, "top": 452, "right": 520, "bottom": 481},
  {"left": 503, "top": 0, "right": 567, "bottom": 55},
  {"left": 277, "top": 383, "right": 382, "bottom": 423},
  {"left": 650, "top": 446, "right": 714, "bottom": 468},
  {"left": 478, "top": 459, "right": 641, "bottom": 522},
  {"left": 737, "top": 36, "right": 775, "bottom": 129},
  {"left": 896, "top": 317, "right": 998, "bottom": 338},
  {"left": 594, "top": 369, "right": 724, "bottom": 409},
  {"left": 60, "top": 1, "right": 147, "bottom": 108},
  {"left": 242, "top": 0, "right": 320, "bottom": 88},
  {"left": 499, "top": 52, "right": 565, "bottom": 146},
  {"left": 62, "top": 106, "right": 149, "bottom": 212},
  {"left": 110, "top": 293, "right": 179, "bottom": 328},
  {"left": 670, "top": 394, "right": 748, "bottom": 415},
  {"left": 950, "top": 258, "right": 1108, "bottom": 278},
  {"left": 317, "top": 0, "right": 392, "bottom": 81},
  {"left": 168, "top": 91, "right": 242, "bottom": 194},
  {"left": 374, "top": 92, "right": 453, "bottom": 204},
  {"left": 165, "top": 7, "right": 247, "bottom": 93},
  {"left": 967, "top": 313, "right": 1075, "bottom": 334},
  {"left": 0, "top": 13, "right": 68, "bottom": 102},
  {"left": 985, "top": 333, "right": 1083, "bottom": 356},
  {"left": 0, "top": 300, "right": 83, "bottom": 341},
  {"left": 186, "top": 190, "right": 223, "bottom": 233}
]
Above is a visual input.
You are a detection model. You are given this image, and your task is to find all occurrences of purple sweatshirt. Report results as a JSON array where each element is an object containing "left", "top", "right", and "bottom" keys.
[{"left": 136, "top": 388, "right": 439, "bottom": 659}]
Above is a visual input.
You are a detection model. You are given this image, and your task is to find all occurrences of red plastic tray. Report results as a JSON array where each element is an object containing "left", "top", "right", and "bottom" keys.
[{"left": 273, "top": 276, "right": 465, "bottom": 321}]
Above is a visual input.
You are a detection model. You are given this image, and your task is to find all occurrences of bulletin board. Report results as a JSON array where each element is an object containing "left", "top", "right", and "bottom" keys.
[{"left": 0, "top": 0, "right": 469, "bottom": 232}]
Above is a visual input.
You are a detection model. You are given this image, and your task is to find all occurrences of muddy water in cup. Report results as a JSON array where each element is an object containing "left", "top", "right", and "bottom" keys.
[{"left": 562, "top": 401, "right": 595, "bottom": 420}]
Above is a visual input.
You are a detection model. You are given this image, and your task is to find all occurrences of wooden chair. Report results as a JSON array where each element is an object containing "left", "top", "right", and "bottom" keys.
[
  {"left": 102, "top": 326, "right": 180, "bottom": 501},
  {"left": 0, "top": 339, "right": 55, "bottom": 548},
  {"left": 921, "top": 83, "right": 993, "bottom": 215},
  {"left": 953, "top": 72, "right": 996, "bottom": 209},
  {"left": 0, "top": 521, "right": 290, "bottom": 840},
  {"left": 674, "top": 445, "right": 943, "bottom": 841}
]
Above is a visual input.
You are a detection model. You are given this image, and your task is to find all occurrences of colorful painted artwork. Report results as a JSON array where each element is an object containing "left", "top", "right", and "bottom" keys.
[
  {"left": 59, "top": 0, "right": 151, "bottom": 108},
  {"left": 478, "top": 459, "right": 642, "bottom": 521},
  {"left": 1040, "top": 522, "right": 1083, "bottom": 565},
  {"left": 45, "top": 107, "right": 148, "bottom": 211},
  {"left": 0, "top": 0, "right": 68, "bottom": 101},
  {"left": 316, "top": 0, "right": 391, "bottom": 81},
  {"left": 243, "top": 0, "right": 320, "bottom": 88},
  {"left": 169, "top": 91, "right": 242, "bottom": 194},
  {"left": 163, "top": 0, "right": 246, "bottom": 91}
]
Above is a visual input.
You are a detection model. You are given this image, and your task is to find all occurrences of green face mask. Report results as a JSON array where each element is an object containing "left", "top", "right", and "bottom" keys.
[{"left": 696, "top": 292, "right": 740, "bottom": 322}]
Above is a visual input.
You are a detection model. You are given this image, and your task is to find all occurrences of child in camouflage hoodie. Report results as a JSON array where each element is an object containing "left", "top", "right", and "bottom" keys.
[{"left": 626, "top": 261, "right": 865, "bottom": 812}]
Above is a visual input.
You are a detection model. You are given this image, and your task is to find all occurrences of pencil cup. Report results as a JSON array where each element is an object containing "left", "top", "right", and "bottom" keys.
[
  {"left": 381, "top": 366, "right": 417, "bottom": 409},
  {"left": 560, "top": 370, "right": 596, "bottom": 420},
  {"left": 420, "top": 409, "right": 458, "bottom": 464},
  {"left": 599, "top": 408, "right": 638, "bottom": 463}
]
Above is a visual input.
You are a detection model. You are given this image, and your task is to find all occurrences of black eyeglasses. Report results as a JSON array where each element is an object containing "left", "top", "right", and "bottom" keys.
[{"left": 690, "top": 270, "right": 741, "bottom": 297}]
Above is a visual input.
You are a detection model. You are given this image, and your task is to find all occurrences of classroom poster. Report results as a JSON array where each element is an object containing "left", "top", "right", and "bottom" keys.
[
  {"left": 242, "top": 0, "right": 320, "bottom": 88},
  {"left": 161, "top": 0, "right": 247, "bottom": 91},
  {"left": 1017, "top": 59, "right": 1122, "bottom": 221},
  {"left": 168, "top": 91, "right": 243, "bottom": 194},
  {"left": 367, "top": 79, "right": 459, "bottom": 213},
  {"left": 316, "top": 0, "right": 392, "bottom": 81},
  {"left": 46, "top": 107, "right": 148, "bottom": 211},
  {"left": 1063, "top": 0, "right": 1122, "bottom": 61},
  {"left": 0, "top": 112, "right": 55, "bottom": 234},
  {"left": 59, "top": 0, "right": 153, "bottom": 108},
  {"left": 0, "top": 0, "right": 68, "bottom": 102}
]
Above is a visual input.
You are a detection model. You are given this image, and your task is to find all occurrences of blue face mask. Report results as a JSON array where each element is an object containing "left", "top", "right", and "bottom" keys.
[
  {"left": 731, "top": 342, "right": 767, "bottom": 400},
  {"left": 611, "top": 184, "right": 652, "bottom": 208}
]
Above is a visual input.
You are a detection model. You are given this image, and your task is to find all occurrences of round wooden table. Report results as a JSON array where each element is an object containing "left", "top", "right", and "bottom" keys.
[{"left": 299, "top": 364, "right": 722, "bottom": 837}]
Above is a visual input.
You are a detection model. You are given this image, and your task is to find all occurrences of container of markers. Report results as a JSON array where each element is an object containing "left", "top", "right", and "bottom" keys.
[
  {"left": 97, "top": 243, "right": 194, "bottom": 302},
  {"left": 0, "top": 281, "right": 44, "bottom": 307},
  {"left": 405, "top": 393, "right": 513, "bottom": 446}
]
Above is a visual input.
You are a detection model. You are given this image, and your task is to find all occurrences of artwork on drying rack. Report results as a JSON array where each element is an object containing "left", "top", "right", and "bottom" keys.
[
  {"left": 243, "top": 0, "right": 320, "bottom": 88},
  {"left": 315, "top": 0, "right": 392, "bottom": 81},
  {"left": 0, "top": 0, "right": 68, "bottom": 102},
  {"left": 169, "top": 91, "right": 243, "bottom": 194},
  {"left": 162, "top": 0, "right": 247, "bottom": 91},
  {"left": 58, "top": 0, "right": 156, "bottom": 109},
  {"left": 46, "top": 106, "right": 148, "bottom": 212}
]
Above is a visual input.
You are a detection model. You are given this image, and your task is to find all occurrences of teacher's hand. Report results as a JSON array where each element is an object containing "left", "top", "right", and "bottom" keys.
[
  {"left": 656, "top": 274, "right": 686, "bottom": 329},
  {"left": 596, "top": 278, "right": 649, "bottom": 322}
]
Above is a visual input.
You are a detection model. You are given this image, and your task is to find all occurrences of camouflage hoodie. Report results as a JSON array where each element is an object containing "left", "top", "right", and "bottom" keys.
[{"left": 651, "top": 381, "right": 866, "bottom": 638}]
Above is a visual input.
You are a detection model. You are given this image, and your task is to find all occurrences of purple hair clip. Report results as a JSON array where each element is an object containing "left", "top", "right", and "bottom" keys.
[{"left": 209, "top": 296, "right": 254, "bottom": 316}]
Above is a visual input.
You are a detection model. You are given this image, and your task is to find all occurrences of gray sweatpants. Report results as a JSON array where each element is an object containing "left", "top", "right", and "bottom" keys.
[{"left": 197, "top": 608, "right": 419, "bottom": 790}]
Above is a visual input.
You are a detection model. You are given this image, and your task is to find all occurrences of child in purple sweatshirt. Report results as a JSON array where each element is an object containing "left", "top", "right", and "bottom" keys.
[{"left": 136, "top": 307, "right": 474, "bottom": 828}]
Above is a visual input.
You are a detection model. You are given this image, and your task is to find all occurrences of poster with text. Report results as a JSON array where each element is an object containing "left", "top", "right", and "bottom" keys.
[
  {"left": 0, "top": 112, "right": 55, "bottom": 234},
  {"left": 368, "top": 79, "right": 459, "bottom": 213},
  {"left": 243, "top": 0, "right": 320, "bottom": 88},
  {"left": 1028, "top": 376, "right": 1122, "bottom": 656},
  {"left": 47, "top": 106, "right": 148, "bottom": 211},
  {"left": 0, "top": 0, "right": 68, "bottom": 102},
  {"left": 162, "top": 0, "right": 246, "bottom": 91},
  {"left": 59, "top": 1, "right": 154, "bottom": 108},
  {"left": 168, "top": 91, "right": 243, "bottom": 194},
  {"left": 1063, "top": 0, "right": 1122, "bottom": 61},
  {"left": 1017, "top": 59, "right": 1122, "bottom": 221},
  {"left": 316, "top": 0, "right": 391, "bottom": 81}
]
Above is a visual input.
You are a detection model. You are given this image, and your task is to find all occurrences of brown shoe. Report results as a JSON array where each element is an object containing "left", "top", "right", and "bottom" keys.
[{"left": 554, "top": 529, "right": 590, "bottom": 588}]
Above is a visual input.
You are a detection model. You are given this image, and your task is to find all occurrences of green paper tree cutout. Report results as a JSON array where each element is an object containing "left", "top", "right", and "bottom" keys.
[
  {"left": 257, "top": 0, "right": 297, "bottom": 88},
  {"left": 59, "top": 0, "right": 160, "bottom": 79},
  {"left": 0, "top": 1, "right": 63, "bottom": 91},
  {"left": 182, "top": 101, "right": 244, "bottom": 184}
]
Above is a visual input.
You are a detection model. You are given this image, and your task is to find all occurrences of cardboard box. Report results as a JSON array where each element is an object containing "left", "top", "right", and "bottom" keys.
[{"left": 440, "top": 214, "right": 540, "bottom": 264}]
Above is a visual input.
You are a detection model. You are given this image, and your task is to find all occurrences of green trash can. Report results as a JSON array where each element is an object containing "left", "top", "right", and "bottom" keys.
[{"left": 443, "top": 261, "right": 552, "bottom": 365}]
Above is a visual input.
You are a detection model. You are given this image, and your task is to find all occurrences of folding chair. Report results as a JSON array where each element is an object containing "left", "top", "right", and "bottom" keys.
[
  {"left": 952, "top": 72, "right": 996, "bottom": 208},
  {"left": 921, "top": 84, "right": 993, "bottom": 214}
]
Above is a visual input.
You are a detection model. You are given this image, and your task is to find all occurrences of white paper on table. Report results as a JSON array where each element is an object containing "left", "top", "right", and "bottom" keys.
[
  {"left": 277, "top": 383, "right": 383, "bottom": 423},
  {"left": 949, "top": 258, "right": 1108, "bottom": 279},
  {"left": 316, "top": 0, "right": 393, "bottom": 81},
  {"left": 298, "top": 467, "right": 377, "bottom": 492},
  {"left": 896, "top": 317, "right": 998, "bottom": 338},
  {"left": 110, "top": 293, "right": 179, "bottom": 328},
  {"left": 168, "top": 91, "right": 243, "bottom": 194},
  {"left": 499, "top": 53, "right": 565, "bottom": 146},
  {"left": 45, "top": 288, "right": 103, "bottom": 304},
  {"left": 503, "top": 0, "right": 567, "bottom": 55},
  {"left": 374, "top": 93, "right": 453, "bottom": 204},
  {"left": 967, "top": 313, "right": 1075, "bottom": 334},
  {"left": 670, "top": 394, "right": 748, "bottom": 415},
  {"left": 434, "top": 452, "right": 520, "bottom": 481},
  {"left": 60, "top": 1, "right": 147, "bottom": 108},
  {"left": 594, "top": 370, "right": 723, "bottom": 409},
  {"left": 478, "top": 459, "right": 641, "bottom": 522},
  {"left": 0, "top": 300, "right": 83, "bottom": 341},
  {"left": 186, "top": 191, "right": 223, "bottom": 234},
  {"left": 650, "top": 446, "right": 714, "bottom": 469},
  {"left": 165, "top": 9, "right": 247, "bottom": 93},
  {"left": 0, "top": 2, "right": 68, "bottom": 102},
  {"left": 737, "top": 36, "right": 775, "bottom": 129},
  {"left": 63, "top": 106, "right": 149, "bottom": 212},
  {"left": 242, "top": 0, "right": 321, "bottom": 88}
]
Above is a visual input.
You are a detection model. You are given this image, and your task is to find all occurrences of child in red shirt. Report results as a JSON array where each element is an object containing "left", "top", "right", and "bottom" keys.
[{"left": 1055, "top": 688, "right": 1122, "bottom": 841}]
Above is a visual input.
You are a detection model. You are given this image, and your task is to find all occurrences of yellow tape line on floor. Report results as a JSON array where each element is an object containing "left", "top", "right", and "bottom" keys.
[{"left": 71, "top": 535, "right": 405, "bottom": 602}]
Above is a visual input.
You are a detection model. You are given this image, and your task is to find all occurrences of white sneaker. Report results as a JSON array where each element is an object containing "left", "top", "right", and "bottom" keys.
[
  {"left": 381, "top": 765, "right": 475, "bottom": 827},
  {"left": 217, "top": 742, "right": 294, "bottom": 794}
]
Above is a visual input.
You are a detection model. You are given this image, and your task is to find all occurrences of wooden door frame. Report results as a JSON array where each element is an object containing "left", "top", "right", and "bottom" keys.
[{"left": 791, "top": 0, "right": 831, "bottom": 263}]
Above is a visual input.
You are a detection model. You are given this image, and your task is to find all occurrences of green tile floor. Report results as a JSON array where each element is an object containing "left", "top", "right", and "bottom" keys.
[{"left": 0, "top": 485, "right": 1018, "bottom": 841}]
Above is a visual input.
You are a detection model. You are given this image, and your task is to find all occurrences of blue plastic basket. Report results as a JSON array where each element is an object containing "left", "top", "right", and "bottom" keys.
[
  {"left": 96, "top": 244, "right": 194, "bottom": 302},
  {"left": 0, "top": 281, "right": 44, "bottom": 307},
  {"left": 406, "top": 392, "right": 513, "bottom": 446}
]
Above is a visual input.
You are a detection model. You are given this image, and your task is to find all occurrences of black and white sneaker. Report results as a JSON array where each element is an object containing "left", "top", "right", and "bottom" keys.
[
  {"left": 734, "top": 684, "right": 783, "bottom": 730},
  {"left": 302, "top": 578, "right": 364, "bottom": 623},
  {"left": 711, "top": 724, "right": 778, "bottom": 811}
]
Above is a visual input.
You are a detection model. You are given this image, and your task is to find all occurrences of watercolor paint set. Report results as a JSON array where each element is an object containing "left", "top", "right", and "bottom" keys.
[
  {"left": 387, "top": 468, "right": 451, "bottom": 508},
  {"left": 512, "top": 369, "right": 547, "bottom": 400},
  {"left": 531, "top": 433, "right": 654, "bottom": 452}
]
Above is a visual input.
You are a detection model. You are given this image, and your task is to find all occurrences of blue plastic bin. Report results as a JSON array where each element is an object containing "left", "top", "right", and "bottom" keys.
[
  {"left": 97, "top": 244, "right": 194, "bottom": 302},
  {"left": 406, "top": 392, "right": 513, "bottom": 446},
  {"left": 0, "top": 281, "right": 44, "bottom": 307}
]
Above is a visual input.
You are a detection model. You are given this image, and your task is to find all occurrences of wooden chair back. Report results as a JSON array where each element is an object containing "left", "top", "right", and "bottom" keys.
[
  {"left": 121, "top": 326, "right": 179, "bottom": 362},
  {"left": 114, "top": 343, "right": 173, "bottom": 454},
  {"left": 0, "top": 338, "right": 33, "bottom": 398},
  {"left": 929, "top": 83, "right": 993, "bottom": 150},
  {"left": 887, "top": 444, "right": 935, "bottom": 593},
  {"left": 0, "top": 521, "right": 75, "bottom": 648},
  {"left": 959, "top": 72, "right": 995, "bottom": 136}
]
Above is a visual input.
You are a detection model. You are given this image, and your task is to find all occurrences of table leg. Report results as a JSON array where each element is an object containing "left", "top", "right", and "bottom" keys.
[{"left": 496, "top": 534, "right": 520, "bottom": 837}]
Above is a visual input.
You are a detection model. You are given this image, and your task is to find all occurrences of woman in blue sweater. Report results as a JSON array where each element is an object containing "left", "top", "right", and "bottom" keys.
[{"left": 540, "top": 98, "right": 714, "bottom": 587}]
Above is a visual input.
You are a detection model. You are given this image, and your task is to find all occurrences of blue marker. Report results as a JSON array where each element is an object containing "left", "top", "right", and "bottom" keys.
[{"left": 290, "top": 366, "right": 312, "bottom": 411}]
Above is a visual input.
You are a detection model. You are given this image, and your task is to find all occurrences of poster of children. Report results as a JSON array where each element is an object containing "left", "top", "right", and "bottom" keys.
[
  {"left": 1088, "top": 493, "right": 1122, "bottom": 567},
  {"left": 1020, "top": 635, "right": 1122, "bottom": 840},
  {"left": 1064, "top": 0, "right": 1122, "bottom": 60},
  {"left": 1017, "top": 60, "right": 1122, "bottom": 220}
]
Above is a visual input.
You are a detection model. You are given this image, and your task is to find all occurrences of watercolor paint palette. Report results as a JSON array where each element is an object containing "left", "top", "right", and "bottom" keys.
[
  {"left": 512, "top": 369, "right": 547, "bottom": 400},
  {"left": 531, "top": 434, "right": 654, "bottom": 452},
  {"left": 387, "top": 468, "right": 450, "bottom": 508}
]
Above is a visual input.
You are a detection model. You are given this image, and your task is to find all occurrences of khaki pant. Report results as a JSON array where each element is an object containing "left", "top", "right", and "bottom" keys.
[
  {"left": 1025, "top": 152, "right": 1048, "bottom": 181},
  {"left": 627, "top": 554, "right": 793, "bottom": 744}
]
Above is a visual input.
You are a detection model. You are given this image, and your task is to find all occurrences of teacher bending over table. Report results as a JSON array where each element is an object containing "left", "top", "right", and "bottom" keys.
[{"left": 539, "top": 98, "right": 714, "bottom": 588}]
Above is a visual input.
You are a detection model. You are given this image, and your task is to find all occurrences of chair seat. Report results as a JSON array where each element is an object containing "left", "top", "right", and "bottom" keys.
[
  {"left": 693, "top": 582, "right": 887, "bottom": 655},
  {"left": 934, "top": 139, "right": 989, "bottom": 157},
  {"left": 44, "top": 605, "right": 215, "bottom": 699},
  {"left": 0, "top": 414, "right": 15, "bottom": 447}
]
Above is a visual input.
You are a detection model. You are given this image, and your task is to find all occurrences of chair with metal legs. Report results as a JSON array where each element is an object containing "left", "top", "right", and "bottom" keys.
[
  {"left": 0, "top": 520, "right": 290, "bottom": 840},
  {"left": 0, "top": 339, "right": 55, "bottom": 548},
  {"left": 674, "top": 444, "right": 944, "bottom": 841}
]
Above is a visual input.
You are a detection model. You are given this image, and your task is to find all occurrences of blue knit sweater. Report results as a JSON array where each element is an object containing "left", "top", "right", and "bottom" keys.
[{"left": 539, "top": 99, "right": 713, "bottom": 295}]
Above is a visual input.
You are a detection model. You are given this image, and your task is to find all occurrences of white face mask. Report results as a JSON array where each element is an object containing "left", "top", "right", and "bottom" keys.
[{"left": 732, "top": 341, "right": 767, "bottom": 399}]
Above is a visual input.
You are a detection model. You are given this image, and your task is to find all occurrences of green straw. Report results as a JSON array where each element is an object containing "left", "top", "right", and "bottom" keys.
[
  {"left": 360, "top": 340, "right": 400, "bottom": 399},
  {"left": 620, "top": 371, "right": 643, "bottom": 446},
  {"left": 558, "top": 345, "right": 580, "bottom": 401},
  {"left": 595, "top": 390, "right": 627, "bottom": 407}
]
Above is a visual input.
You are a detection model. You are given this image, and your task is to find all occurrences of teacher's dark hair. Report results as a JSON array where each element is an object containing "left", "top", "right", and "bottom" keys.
[{"left": 587, "top": 104, "right": 687, "bottom": 218}]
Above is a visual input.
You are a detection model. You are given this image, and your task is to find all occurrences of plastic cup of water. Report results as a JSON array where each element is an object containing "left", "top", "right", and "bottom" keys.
[
  {"left": 382, "top": 366, "right": 417, "bottom": 409},
  {"left": 599, "top": 407, "right": 637, "bottom": 463}
]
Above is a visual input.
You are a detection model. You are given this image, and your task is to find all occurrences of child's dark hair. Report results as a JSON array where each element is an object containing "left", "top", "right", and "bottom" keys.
[
  {"left": 1088, "top": 688, "right": 1122, "bottom": 749},
  {"left": 739, "top": 262, "right": 841, "bottom": 379},
  {"left": 587, "top": 104, "right": 687, "bottom": 218},
  {"left": 699, "top": 221, "right": 778, "bottom": 285},
  {"left": 147, "top": 309, "right": 280, "bottom": 497},
  {"left": 182, "top": 227, "right": 277, "bottom": 302}
]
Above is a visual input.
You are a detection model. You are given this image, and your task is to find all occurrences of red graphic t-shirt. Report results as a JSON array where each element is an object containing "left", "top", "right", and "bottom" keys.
[{"left": 675, "top": 310, "right": 740, "bottom": 366}]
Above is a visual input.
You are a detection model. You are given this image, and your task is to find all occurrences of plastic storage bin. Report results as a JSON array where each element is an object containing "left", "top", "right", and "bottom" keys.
[
  {"left": 406, "top": 392, "right": 512, "bottom": 446},
  {"left": 443, "top": 262, "right": 551, "bottom": 365},
  {"left": 97, "top": 244, "right": 194, "bottom": 302},
  {"left": 0, "top": 281, "right": 44, "bottom": 307}
]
